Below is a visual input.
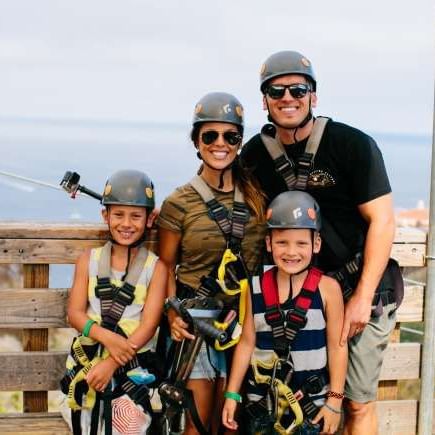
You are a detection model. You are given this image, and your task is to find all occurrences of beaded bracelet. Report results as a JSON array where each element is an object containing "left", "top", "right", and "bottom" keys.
[
  {"left": 326, "top": 390, "right": 345, "bottom": 400},
  {"left": 224, "top": 391, "right": 242, "bottom": 403},
  {"left": 82, "top": 319, "right": 96, "bottom": 337},
  {"left": 324, "top": 403, "right": 343, "bottom": 415}
]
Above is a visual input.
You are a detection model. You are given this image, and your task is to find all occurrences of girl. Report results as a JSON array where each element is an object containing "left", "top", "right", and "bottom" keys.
[{"left": 60, "top": 169, "right": 167, "bottom": 435}]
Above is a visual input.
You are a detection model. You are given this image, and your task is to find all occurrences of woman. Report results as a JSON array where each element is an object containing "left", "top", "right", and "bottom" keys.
[{"left": 157, "top": 92, "right": 266, "bottom": 434}]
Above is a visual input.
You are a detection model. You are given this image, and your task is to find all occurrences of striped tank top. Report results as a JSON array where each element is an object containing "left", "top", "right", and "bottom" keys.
[{"left": 247, "top": 266, "right": 329, "bottom": 406}]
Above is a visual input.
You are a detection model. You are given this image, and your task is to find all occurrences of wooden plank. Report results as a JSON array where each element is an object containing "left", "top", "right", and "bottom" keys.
[
  {"left": 0, "top": 239, "right": 159, "bottom": 264},
  {"left": 0, "top": 413, "right": 71, "bottom": 434},
  {"left": 22, "top": 264, "right": 49, "bottom": 413},
  {"left": 378, "top": 325, "right": 401, "bottom": 400},
  {"left": 0, "top": 221, "right": 158, "bottom": 241},
  {"left": 0, "top": 352, "right": 67, "bottom": 391},
  {"left": 0, "top": 221, "right": 108, "bottom": 240},
  {"left": 379, "top": 343, "right": 420, "bottom": 381},
  {"left": 391, "top": 243, "right": 426, "bottom": 267},
  {"left": 0, "top": 239, "right": 104, "bottom": 264},
  {"left": 0, "top": 238, "right": 417, "bottom": 265},
  {"left": 395, "top": 227, "right": 427, "bottom": 244},
  {"left": 0, "top": 283, "right": 422, "bottom": 329},
  {"left": 0, "top": 344, "right": 418, "bottom": 391},
  {"left": 0, "top": 288, "right": 68, "bottom": 328},
  {"left": 377, "top": 400, "right": 417, "bottom": 435},
  {"left": 397, "top": 285, "right": 424, "bottom": 323}
]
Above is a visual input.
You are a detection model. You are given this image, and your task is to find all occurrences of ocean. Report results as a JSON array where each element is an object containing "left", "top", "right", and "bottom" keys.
[
  {"left": 0, "top": 117, "right": 431, "bottom": 287},
  {"left": 0, "top": 117, "right": 431, "bottom": 219}
]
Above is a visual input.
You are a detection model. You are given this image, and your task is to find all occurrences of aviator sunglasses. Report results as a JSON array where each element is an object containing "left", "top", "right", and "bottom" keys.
[
  {"left": 266, "top": 83, "right": 311, "bottom": 100},
  {"left": 201, "top": 130, "right": 242, "bottom": 146}
]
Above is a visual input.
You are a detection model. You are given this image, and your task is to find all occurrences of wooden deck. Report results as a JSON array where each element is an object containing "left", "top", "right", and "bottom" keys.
[{"left": 0, "top": 222, "right": 432, "bottom": 434}]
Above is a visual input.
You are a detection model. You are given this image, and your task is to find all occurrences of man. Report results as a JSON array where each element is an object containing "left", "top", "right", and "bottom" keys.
[{"left": 241, "top": 50, "right": 399, "bottom": 434}]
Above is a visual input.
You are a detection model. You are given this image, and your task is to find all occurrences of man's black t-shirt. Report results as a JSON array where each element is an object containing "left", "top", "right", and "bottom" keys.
[{"left": 241, "top": 119, "right": 392, "bottom": 271}]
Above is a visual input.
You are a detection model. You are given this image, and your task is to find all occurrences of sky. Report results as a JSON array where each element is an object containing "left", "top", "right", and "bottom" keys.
[{"left": 0, "top": 0, "right": 434, "bottom": 135}]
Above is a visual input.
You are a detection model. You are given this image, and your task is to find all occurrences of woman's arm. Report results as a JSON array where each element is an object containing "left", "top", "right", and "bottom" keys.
[
  {"left": 158, "top": 227, "right": 194, "bottom": 340},
  {"left": 222, "top": 292, "right": 256, "bottom": 430},
  {"left": 313, "top": 275, "right": 347, "bottom": 433}
]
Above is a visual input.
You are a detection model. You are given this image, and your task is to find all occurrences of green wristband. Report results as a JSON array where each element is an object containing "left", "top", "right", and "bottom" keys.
[
  {"left": 82, "top": 319, "right": 96, "bottom": 337},
  {"left": 224, "top": 391, "right": 242, "bottom": 403}
]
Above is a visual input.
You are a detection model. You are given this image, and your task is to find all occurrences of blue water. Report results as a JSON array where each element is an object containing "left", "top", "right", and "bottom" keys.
[
  {"left": 0, "top": 118, "right": 431, "bottom": 287},
  {"left": 0, "top": 117, "right": 431, "bottom": 219}
]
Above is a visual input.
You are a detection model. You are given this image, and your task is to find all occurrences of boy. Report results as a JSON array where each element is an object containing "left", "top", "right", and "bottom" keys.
[
  {"left": 222, "top": 191, "right": 347, "bottom": 434},
  {"left": 60, "top": 170, "right": 167, "bottom": 434}
]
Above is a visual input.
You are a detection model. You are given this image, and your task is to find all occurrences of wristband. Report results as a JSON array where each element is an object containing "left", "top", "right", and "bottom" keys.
[
  {"left": 83, "top": 319, "right": 96, "bottom": 337},
  {"left": 324, "top": 402, "right": 342, "bottom": 415},
  {"left": 224, "top": 391, "right": 242, "bottom": 403},
  {"left": 326, "top": 390, "right": 345, "bottom": 400}
]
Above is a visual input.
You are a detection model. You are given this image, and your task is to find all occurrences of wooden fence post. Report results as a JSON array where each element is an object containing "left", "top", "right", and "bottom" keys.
[{"left": 22, "top": 264, "right": 49, "bottom": 413}]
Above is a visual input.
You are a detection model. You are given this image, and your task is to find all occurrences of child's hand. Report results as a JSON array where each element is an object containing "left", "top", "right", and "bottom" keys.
[
  {"left": 222, "top": 398, "right": 238, "bottom": 430},
  {"left": 101, "top": 330, "right": 137, "bottom": 365},
  {"left": 312, "top": 400, "right": 342, "bottom": 434},
  {"left": 86, "top": 359, "right": 117, "bottom": 392},
  {"left": 168, "top": 310, "right": 195, "bottom": 341}
]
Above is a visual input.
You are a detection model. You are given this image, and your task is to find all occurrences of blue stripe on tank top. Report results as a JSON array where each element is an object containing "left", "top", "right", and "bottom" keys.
[{"left": 255, "top": 329, "right": 326, "bottom": 351}]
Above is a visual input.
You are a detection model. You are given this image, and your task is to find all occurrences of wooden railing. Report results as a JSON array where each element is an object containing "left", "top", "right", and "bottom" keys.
[{"left": 0, "top": 222, "right": 431, "bottom": 434}]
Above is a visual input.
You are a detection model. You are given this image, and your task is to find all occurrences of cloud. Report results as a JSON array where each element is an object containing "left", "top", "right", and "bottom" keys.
[{"left": 0, "top": 0, "right": 433, "bottom": 134}]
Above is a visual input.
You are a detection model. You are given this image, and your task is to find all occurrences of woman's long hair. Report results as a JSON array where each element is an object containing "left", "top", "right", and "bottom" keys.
[{"left": 191, "top": 124, "right": 266, "bottom": 222}]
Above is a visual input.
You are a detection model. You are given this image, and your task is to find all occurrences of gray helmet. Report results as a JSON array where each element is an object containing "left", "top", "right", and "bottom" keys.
[
  {"left": 102, "top": 169, "right": 155, "bottom": 209},
  {"left": 267, "top": 191, "right": 321, "bottom": 231},
  {"left": 260, "top": 51, "right": 316, "bottom": 93},
  {"left": 192, "top": 92, "right": 244, "bottom": 128}
]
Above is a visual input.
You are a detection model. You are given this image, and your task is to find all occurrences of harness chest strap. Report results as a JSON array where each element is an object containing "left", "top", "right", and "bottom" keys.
[
  {"left": 189, "top": 175, "right": 249, "bottom": 243},
  {"left": 263, "top": 266, "right": 323, "bottom": 356},
  {"left": 261, "top": 116, "right": 329, "bottom": 191},
  {"left": 95, "top": 241, "right": 149, "bottom": 329}
]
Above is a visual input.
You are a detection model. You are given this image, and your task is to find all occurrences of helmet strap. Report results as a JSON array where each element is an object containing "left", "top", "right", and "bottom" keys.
[
  {"left": 266, "top": 94, "right": 313, "bottom": 143},
  {"left": 196, "top": 151, "right": 235, "bottom": 190}
]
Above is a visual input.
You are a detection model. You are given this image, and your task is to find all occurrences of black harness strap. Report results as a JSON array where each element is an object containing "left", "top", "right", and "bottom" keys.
[
  {"left": 190, "top": 175, "right": 249, "bottom": 250},
  {"left": 95, "top": 242, "right": 149, "bottom": 330},
  {"left": 261, "top": 117, "right": 329, "bottom": 191}
]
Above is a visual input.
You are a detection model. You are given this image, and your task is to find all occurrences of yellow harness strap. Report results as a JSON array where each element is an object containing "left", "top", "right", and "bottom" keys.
[
  {"left": 67, "top": 336, "right": 108, "bottom": 411},
  {"left": 67, "top": 356, "right": 101, "bottom": 411},
  {"left": 214, "top": 248, "right": 249, "bottom": 350},
  {"left": 251, "top": 356, "right": 304, "bottom": 433}
]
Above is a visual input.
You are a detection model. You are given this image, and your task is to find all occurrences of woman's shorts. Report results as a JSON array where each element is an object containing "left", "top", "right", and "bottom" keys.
[{"left": 189, "top": 341, "right": 227, "bottom": 380}]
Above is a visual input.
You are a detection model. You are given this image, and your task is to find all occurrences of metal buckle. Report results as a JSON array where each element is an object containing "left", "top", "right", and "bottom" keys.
[
  {"left": 116, "top": 284, "right": 135, "bottom": 305},
  {"left": 265, "top": 307, "right": 285, "bottom": 326}
]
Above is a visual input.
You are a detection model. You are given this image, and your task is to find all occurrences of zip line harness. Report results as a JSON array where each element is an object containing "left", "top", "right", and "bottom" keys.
[
  {"left": 159, "top": 176, "right": 251, "bottom": 434},
  {"left": 61, "top": 242, "right": 160, "bottom": 435},
  {"left": 247, "top": 266, "right": 325, "bottom": 434},
  {"left": 190, "top": 175, "right": 250, "bottom": 350}
]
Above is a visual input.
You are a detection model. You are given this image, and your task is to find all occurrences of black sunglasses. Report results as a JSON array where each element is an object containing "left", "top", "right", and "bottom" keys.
[
  {"left": 266, "top": 83, "right": 311, "bottom": 100},
  {"left": 201, "top": 130, "right": 242, "bottom": 146}
]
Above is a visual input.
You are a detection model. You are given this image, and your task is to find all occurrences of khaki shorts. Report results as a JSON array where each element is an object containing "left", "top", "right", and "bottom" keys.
[{"left": 345, "top": 303, "right": 397, "bottom": 403}]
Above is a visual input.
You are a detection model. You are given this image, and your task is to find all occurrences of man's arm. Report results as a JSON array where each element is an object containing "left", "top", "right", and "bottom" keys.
[{"left": 340, "top": 193, "right": 395, "bottom": 343}]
